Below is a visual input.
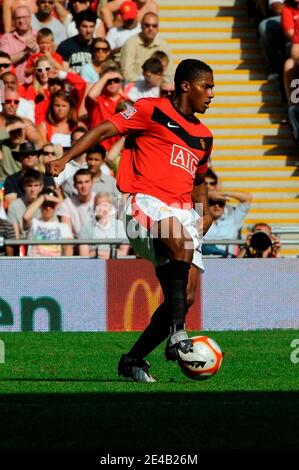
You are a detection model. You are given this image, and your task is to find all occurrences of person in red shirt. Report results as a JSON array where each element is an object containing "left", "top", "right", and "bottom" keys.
[
  {"left": 46, "top": 58, "right": 215, "bottom": 383},
  {"left": 281, "top": 0, "right": 299, "bottom": 103},
  {"left": 85, "top": 64, "right": 128, "bottom": 150}
]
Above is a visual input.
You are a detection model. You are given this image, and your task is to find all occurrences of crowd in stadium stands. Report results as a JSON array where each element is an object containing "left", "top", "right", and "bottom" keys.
[
  {"left": 0, "top": 0, "right": 281, "bottom": 257},
  {"left": 250, "top": 1, "right": 299, "bottom": 109}
]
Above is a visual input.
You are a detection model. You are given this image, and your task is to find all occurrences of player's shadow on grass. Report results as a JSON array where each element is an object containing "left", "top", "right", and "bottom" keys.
[{"left": 0, "top": 391, "right": 298, "bottom": 449}]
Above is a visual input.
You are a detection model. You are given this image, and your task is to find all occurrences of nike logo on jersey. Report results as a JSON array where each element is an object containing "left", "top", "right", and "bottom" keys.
[
  {"left": 152, "top": 107, "right": 213, "bottom": 151},
  {"left": 167, "top": 122, "right": 180, "bottom": 128}
]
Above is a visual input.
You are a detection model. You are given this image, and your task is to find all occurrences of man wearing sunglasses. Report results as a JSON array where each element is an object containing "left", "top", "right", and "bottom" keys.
[
  {"left": 31, "top": 0, "right": 67, "bottom": 47},
  {"left": 0, "top": 89, "right": 44, "bottom": 151},
  {"left": 203, "top": 189, "right": 253, "bottom": 257},
  {"left": 120, "top": 11, "right": 174, "bottom": 82}
]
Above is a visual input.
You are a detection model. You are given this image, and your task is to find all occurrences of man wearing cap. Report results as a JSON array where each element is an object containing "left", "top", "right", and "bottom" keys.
[
  {"left": 4, "top": 141, "right": 55, "bottom": 206},
  {"left": 101, "top": 0, "right": 158, "bottom": 31},
  {"left": 120, "top": 11, "right": 174, "bottom": 82},
  {"left": 106, "top": 1, "right": 142, "bottom": 63}
]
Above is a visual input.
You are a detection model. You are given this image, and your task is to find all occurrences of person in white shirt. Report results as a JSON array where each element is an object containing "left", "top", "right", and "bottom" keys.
[
  {"left": 126, "top": 57, "right": 163, "bottom": 102},
  {"left": 79, "top": 191, "right": 129, "bottom": 258},
  {"left": 106, "top": 1, "right": 142, "bottom": 63},
  {"left": 57, "top": 168, "right": 95, "bottom": 238},
  {"left": 22, "top": 186, "right": 73, "bottom": 256}
]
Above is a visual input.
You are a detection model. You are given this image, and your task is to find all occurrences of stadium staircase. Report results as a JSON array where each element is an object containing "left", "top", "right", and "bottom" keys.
[{"left": 158, "top": 0, "right": 299, "bottom": 256}]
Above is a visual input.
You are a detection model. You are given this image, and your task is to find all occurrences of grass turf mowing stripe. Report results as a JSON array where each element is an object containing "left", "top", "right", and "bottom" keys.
[{"left": 0, "top": 331, "right": 298, "bottom": 449}]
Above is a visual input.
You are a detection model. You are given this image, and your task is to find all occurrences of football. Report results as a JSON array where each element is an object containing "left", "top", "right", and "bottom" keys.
[{"left": 178, "top": 336, "right": 223, "bottom": 380}]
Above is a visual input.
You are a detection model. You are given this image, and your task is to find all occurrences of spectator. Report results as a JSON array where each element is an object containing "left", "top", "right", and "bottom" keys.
[
  {"left": 0, "top": 217, "right": 16, "bottom": 256},
  {"left": 23, "top": 186, "right": 73, "bottom": 257},
  {"left": 63, "top": 144, "right": 119, "bottom": 198},
  {"left": 237, "top": 222, "right": 281, "bottom": 258},
  {"left": 57, "top": 9, "right": 97, "bottom": 74},
  {"left": 57, "top": 168, "right": 95, "bottom": 237},
  {"left": 0, "top": 6, "right": 38, "bottom": 84},
  {"left": 258, "top": 0, "right": 286, "bottom": 80},
  {"left": 126, "top": 57, "right": 163, "bottom": 101},
  {"left": 151, "top": 50, "right": 170, "bottom": 75},
  {"left": 0, "top": 116, "right": 24, "bottom": 183},
  {"left": 24, "top": 28, "right": 65, "bottom": 79},
  {"left": 2, "top": 0, "right": 37, "bottom": 34},
  {"left": 120, "top": 12, "right": 174, "bottom": 82},
  {"left": 0, "top": 52, "right": 15, "bottom": 77},
  {"left": 34, "top": 68, "right": 87, "bottom": 125},
  {"left": 80, "top": 37, "right": 112, "bottom": 83},
  {"left": 159, "top": 76, "right": 175, "bottom": 98},
  {"left": 31, "top": 0, "right": 67, "bottom": 47},
  {"left": 203, "top": 190, "right": 253, "bottom": 257},
  {"left": 101, "top": 0, "right": 158, "bottom": 31},
  {"left": 56, "top": 0, "right": 105, "bottom": 38},
  {"left": 54, "top": 126, "right": 88, "bottom": 187},
  {"left": 0, "top": 72, "right": 35, "bottom": 123},
  {"left": 85, "top": 64, "right": 127, "bottom": 150},
  {"left": 0, "top": 88, "right": 43, "bottom": 146},
  {"left": 106, "top": 1, "right": 142, "bottom": 64},
  {"left": 4, "top": 141, "right": 55, "bottom": 206},
  {"left": 37, "top": 90, "right": 78, "bottom": 147},
  {"left": 39, "top": 142, "right": 62, "bottom": 172},
  {"left": 7, "top": 168, "right": 44, "bottom": 238},
  {"left": 79, "top": 191, "right": 129, "bottom": 258},
  {"left": 205, "top": 167, "right": 221, "bottom": 191},
  {"left": 23, "top": 56, "right": 52, "bottom": 102},
  {"left": 281, "top": 0, "right": 299, "bottom": 103}
]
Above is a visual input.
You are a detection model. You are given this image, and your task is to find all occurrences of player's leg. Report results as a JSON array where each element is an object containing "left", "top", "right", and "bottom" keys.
[
  {"left": 127, "top": 262, "right": 199, "bottom": 358},
  {"left": 154, "top": 216, "right": 197, "bottom": 361}
]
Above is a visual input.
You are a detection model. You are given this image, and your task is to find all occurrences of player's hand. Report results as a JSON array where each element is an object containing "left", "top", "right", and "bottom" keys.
[{"left": 45, "top": 159, "right": 65, "bottom": 177}]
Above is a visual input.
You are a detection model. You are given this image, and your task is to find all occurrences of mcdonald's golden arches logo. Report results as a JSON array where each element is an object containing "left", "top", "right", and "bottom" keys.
[{"left": 124, "top": 279, "right": 162, "bottom": 331}]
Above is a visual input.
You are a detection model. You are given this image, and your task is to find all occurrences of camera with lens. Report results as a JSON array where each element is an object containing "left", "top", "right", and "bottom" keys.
[{"left": 249, "top": 231, "right": 273, "bottom": 257}]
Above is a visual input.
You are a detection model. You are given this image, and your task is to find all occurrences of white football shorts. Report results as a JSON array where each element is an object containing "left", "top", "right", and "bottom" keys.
[{"left": 124, "top": 193, "right": 204, "bottom": 272}]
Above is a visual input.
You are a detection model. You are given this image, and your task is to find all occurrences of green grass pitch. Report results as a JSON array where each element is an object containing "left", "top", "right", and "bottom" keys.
[{"left": 0, "top": 330, "right": 298, "bottom": 449}]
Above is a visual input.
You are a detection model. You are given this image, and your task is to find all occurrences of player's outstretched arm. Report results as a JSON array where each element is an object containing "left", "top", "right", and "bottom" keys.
[{"left": 45, "top": 121, "right": 120, "bottom": 177}]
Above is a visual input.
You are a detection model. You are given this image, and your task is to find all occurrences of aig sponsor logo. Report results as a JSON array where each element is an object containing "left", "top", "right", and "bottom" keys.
[{"left": 170, "top": 144, "right": 199, "bottom": 177}]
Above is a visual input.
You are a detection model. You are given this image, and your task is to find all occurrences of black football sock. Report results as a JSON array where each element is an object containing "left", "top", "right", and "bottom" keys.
[
  {"left": 128, "top": 303, "right": 170, "bottom": 359},
  {"left": 156, "top": 260, "right": 190, "bottom": 334}
]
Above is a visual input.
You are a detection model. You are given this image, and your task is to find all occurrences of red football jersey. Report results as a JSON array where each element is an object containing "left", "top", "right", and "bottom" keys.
[{"left": 109, "top": 97, "right": 213, "bottom": 206}]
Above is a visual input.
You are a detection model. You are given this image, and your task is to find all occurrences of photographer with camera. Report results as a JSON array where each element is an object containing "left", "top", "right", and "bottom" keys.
[
  {"left": 22, "top": 186, "right": 73, "bottom": 257},
  {"left": 237, "top": 222, "right": 281, "bottom": 258}
]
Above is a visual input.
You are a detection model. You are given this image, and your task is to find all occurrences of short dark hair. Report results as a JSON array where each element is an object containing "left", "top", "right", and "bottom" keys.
[
  {"left": 205, "top": 167, "right": 218, "bottom": 183},
  {"left": 20, "top": 169, "right": 43, "bottom": 188},
  {"left": 75, "top": 9, "right": 97, "bottom": 28},
  {"left": 174, "top": 59, "right": 213, "bottom": 95},
  {"left": 37, "top": 27, "right": 54, "bottom": 40},
  {"left": 86, "top": 144, "right": 106, "bottom": 158},
  {"left": 73, "top": 168, "right": 92, "bottom": 183},
  {"left": 142, "top": 57, "right": 163, "bottom": 75}
]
